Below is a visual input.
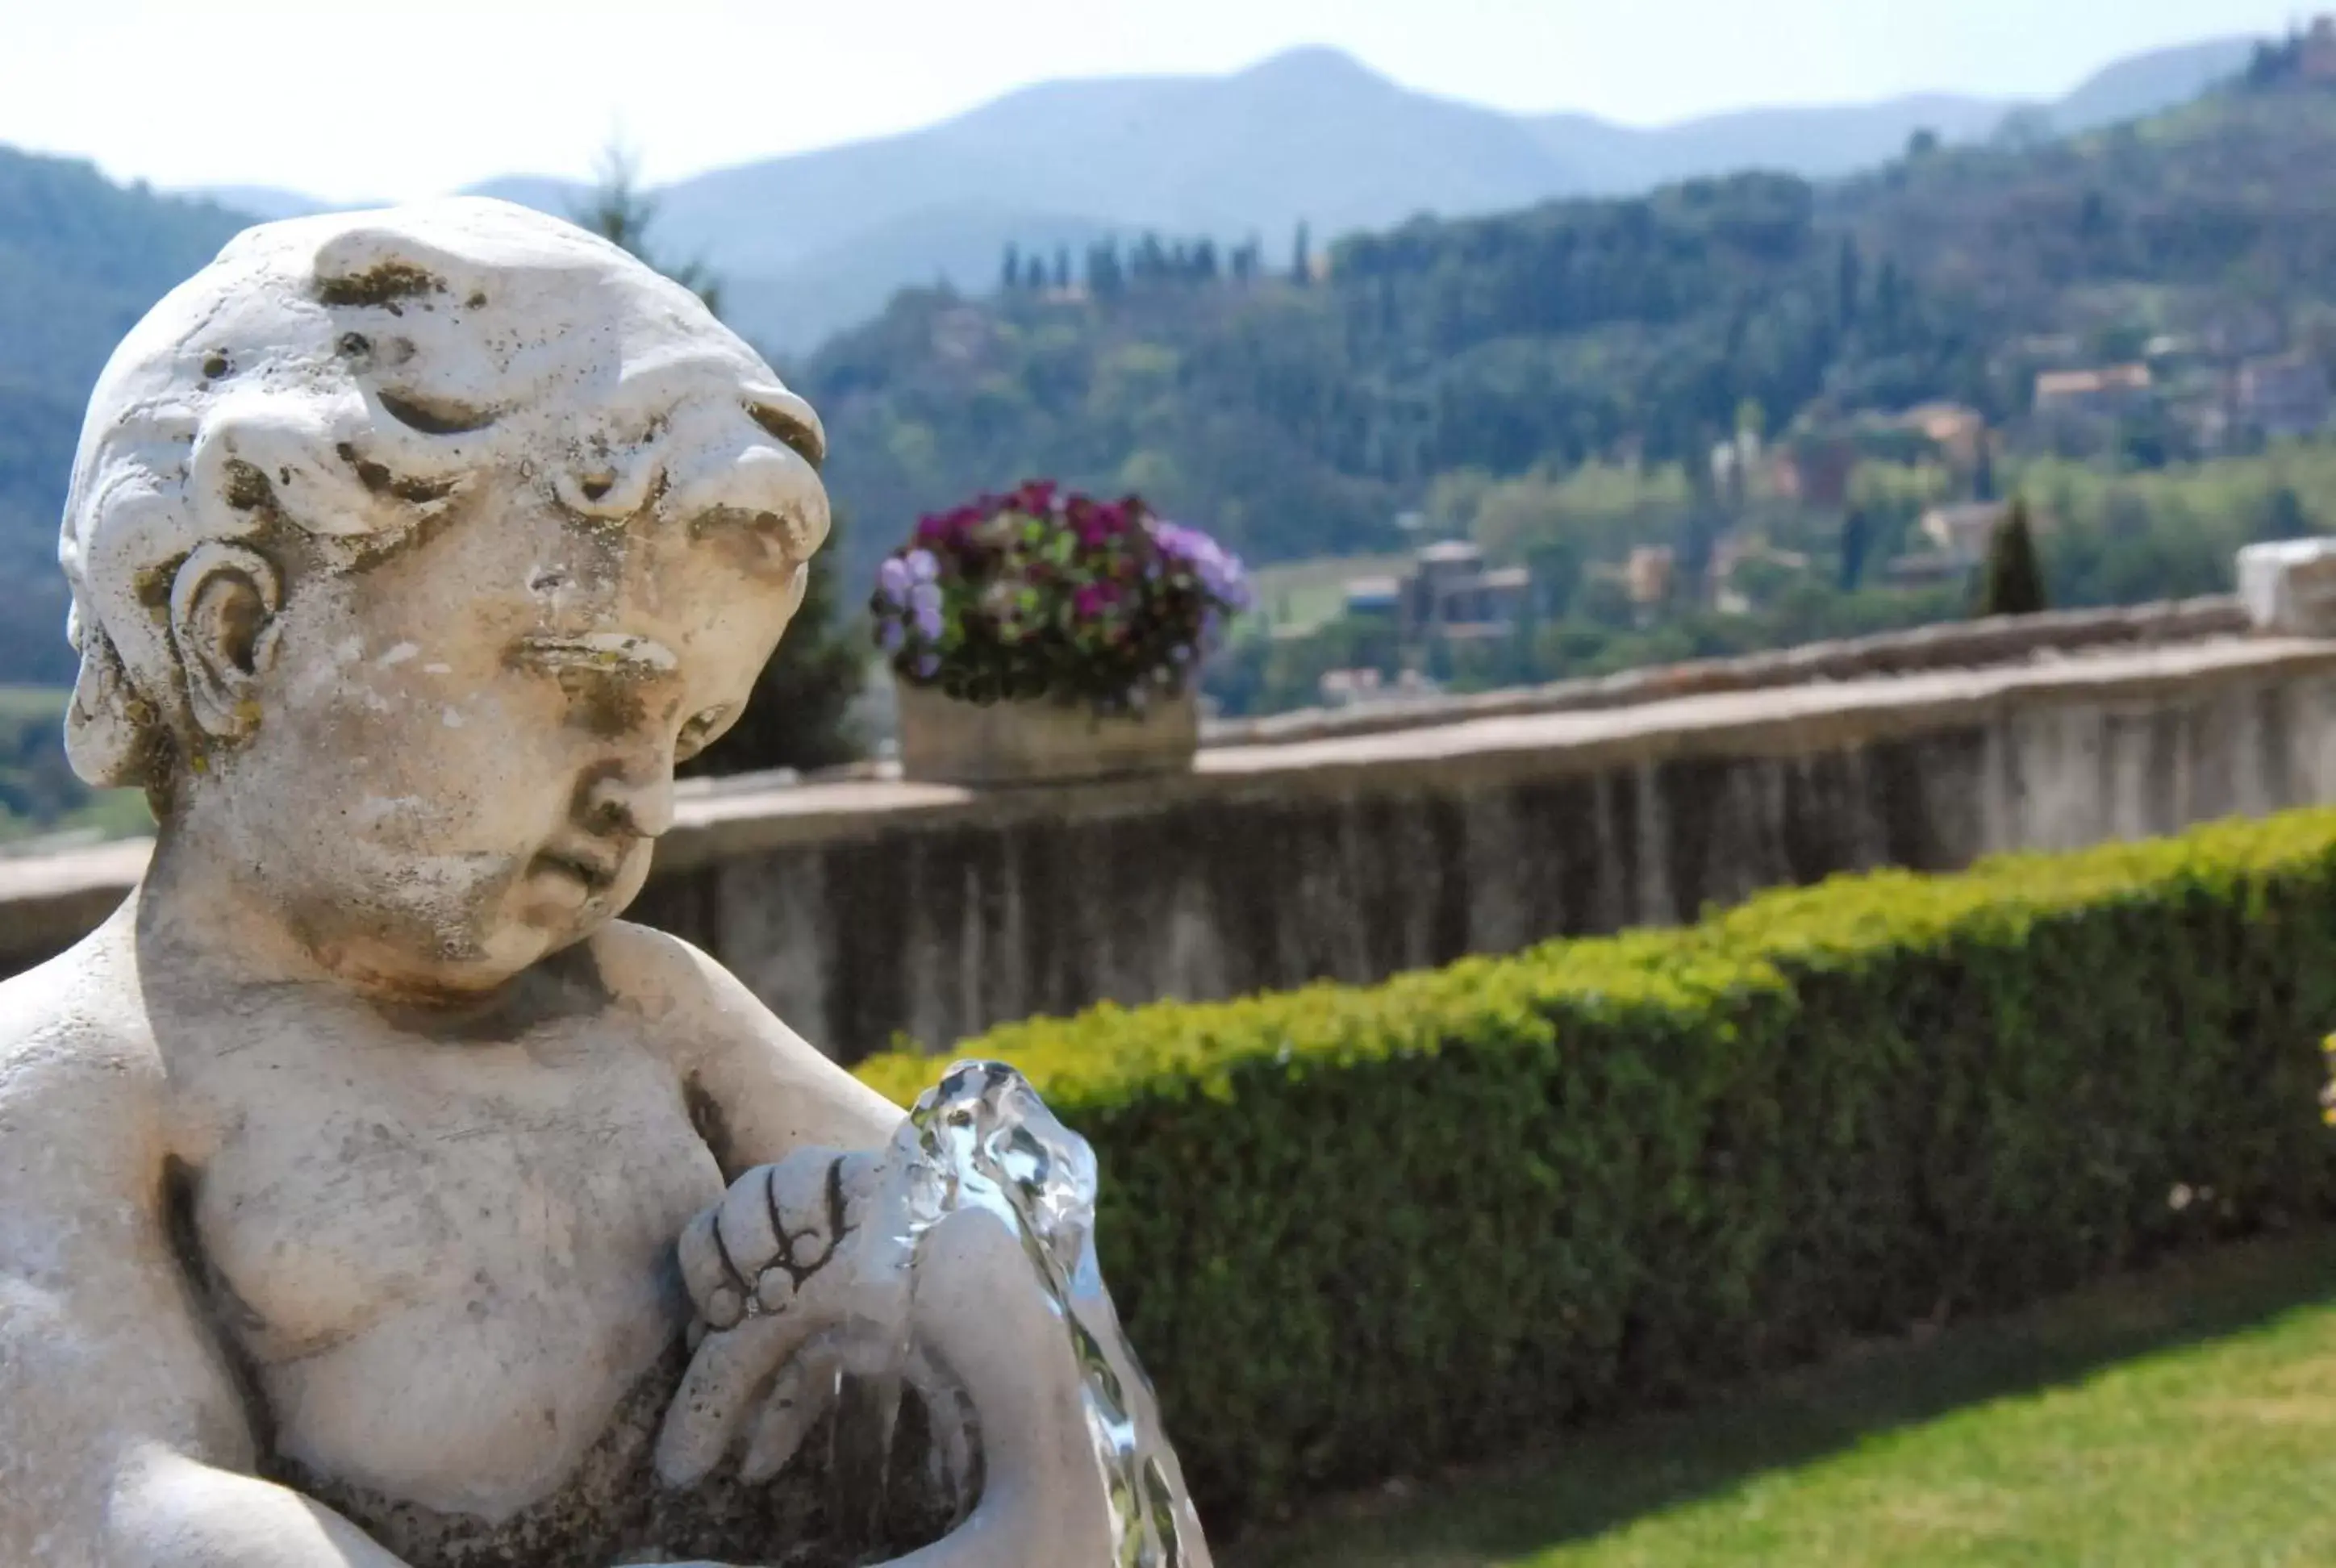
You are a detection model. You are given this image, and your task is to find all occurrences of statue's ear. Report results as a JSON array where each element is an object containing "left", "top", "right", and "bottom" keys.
[{"left": 169, "top": 542, "right": 283, "bottom": 744}]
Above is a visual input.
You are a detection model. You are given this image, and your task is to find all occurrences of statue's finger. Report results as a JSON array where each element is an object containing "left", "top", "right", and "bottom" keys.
[
  {"left": 713, "top": 1163, "right": 786, "bottom": 1280},
  {"left": 738, "top": 1349, "right": 838, "bottom": 1485},
  {"left": 655, "top": 1314, "right": 806, "bottom": 1487},
  {"left": 676, "top": 1205, "right": 750, "bottom": 1329},
  {"left": 764, "top": 1148, "right": 851, "bottom": 1275}
]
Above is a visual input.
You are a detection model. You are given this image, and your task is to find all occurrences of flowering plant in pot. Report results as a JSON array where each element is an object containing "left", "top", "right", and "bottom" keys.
[{"left": 871, "top": 481, "right": 1251, "bottom": 785}]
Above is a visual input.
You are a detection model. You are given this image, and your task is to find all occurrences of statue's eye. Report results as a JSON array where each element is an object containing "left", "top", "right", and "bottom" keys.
[
  {"left": 378, "top": 389, "right": 497, "bottom": 436},
  {"left": 676, "top": 706, "right": 732, "bottom": 761}
]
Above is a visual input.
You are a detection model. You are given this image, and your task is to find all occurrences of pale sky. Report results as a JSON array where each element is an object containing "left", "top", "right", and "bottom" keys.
[{"left": 0, "top": 0, "right": 2296, "bottom": 202}]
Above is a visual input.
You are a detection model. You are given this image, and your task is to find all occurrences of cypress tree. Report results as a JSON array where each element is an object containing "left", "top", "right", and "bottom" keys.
[
  {"left": 1975, "top": 498, "right": 2049, "bottom": 618},
  {"left": 1839, "top": 507, "right": 1872, "bottom": 591}
]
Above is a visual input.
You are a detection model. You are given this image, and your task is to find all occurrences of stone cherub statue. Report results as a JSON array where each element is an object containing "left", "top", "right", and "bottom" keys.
[{"left": 0, "top": 198, "right": 1209, "bottom": 1567}]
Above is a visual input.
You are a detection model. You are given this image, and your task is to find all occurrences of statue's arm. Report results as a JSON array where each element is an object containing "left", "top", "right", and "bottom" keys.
[
  {"left": 0, "top": 1032, "right": 408, "bottom": 1567},
  {"left": 599, "top": 922, "right": 904, "bottom": 1170}
]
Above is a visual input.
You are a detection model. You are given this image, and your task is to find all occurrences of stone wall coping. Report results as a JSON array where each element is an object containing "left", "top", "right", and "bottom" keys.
[
  {"left": 1204, "top": 594, "right": 2249, "bottom": 749},
  {"left": 8, "top": 631, "right": 2331, "bottom": 938}
]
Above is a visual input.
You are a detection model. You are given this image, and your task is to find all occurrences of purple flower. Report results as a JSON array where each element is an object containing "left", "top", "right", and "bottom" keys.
[
  {"left": 878, "top": 619, "right": 905, "bottom": 653},
  {"left": 877, "top": 557, "right": 913, "bottom": 604},
  {"left": 913, "top": 605, "right": 945, "bottom": 641},
  {"left": 909, "top": 581, "right": 943, "bottom": 615},
  {"left": 1149, "top": 518, "right": 1248, "bottom": 611},
  {"left": 914, "top": 653, "right": 941, "bottom": 679},
  {"left": 1074, "top": 585, "right": 1105, "bottom": 620},
  {"left": 906, "top": 548, "right": 940, "bottom": 584}
]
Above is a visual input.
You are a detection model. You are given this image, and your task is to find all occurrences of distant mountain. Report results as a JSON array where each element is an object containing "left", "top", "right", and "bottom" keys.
[
  {"left": 2047, "top": 36, "right": 2260, "bottom": 134},
  {"left": 169, "top": 36, "right": 2265, "bottom": 356},
  {"left": 436, "top": 36, "right": 2265, "bottom": 353},
  {"left": 462, "top": 173, "right": 590, "bottom": 219},
  {"left": 1520, "top": 38, "right": 2264, "bottom": 194},
  {"left": 1528, "top": 95, "right": 2013, "bottom": 194},
  {"left": 661, "top": 48, "right": 1566, "bottom": 277},
  {"left": 177, "top": 184, "right": 336, "bottom": 221}
]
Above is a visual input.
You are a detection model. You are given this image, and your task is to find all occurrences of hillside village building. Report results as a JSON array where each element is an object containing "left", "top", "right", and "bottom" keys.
[
  {"left": 1769, "top": 439, "right": 1857, "bottom": 508},
  {"left": 2235, "top": 353, "right": 2333, "bottom": 440},
  {"left": 1346, "top": 540, "right": 1531, "bottom": 642},
  {"left": 2034, "top": 364, "right": 2154, "bottom": 424},
  {"left": 1895, "top": 402, "right": 1988, "bottom": 470},
  {"left": 1921, "top": 500, "right": 2015, "bottom": 565}
]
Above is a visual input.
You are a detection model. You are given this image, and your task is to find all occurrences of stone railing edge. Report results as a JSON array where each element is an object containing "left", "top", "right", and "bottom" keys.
[{"left": 1199, "top": 594, "right": 2250, "bottom": 749}]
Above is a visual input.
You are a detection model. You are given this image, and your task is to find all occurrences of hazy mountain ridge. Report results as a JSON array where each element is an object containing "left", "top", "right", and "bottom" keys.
[
  {"left": 170, "top": 35, "right": 2263, "bottom": 355},
  {"left": 624, "top": 35, "right": 2267, "bottom": 350}
]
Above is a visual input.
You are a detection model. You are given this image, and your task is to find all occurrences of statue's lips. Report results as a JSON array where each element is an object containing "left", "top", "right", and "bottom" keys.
[{"left": 530, "top": 845, "right": 623, "bottom": 895}]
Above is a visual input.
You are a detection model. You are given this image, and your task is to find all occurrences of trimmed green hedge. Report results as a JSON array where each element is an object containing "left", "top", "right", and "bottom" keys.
[{"left": 857, "top": 810, "right": 2336, "bottom": 1524}]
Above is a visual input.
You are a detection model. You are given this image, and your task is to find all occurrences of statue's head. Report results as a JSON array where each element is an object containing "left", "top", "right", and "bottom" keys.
[{"left": 63, "top": 197, "right": 829, "bottom": 997}]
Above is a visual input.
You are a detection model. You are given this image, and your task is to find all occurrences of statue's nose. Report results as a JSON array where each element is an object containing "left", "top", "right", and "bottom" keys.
[{"left": 580, "top": 765, "right": 674, "bottom": 841}]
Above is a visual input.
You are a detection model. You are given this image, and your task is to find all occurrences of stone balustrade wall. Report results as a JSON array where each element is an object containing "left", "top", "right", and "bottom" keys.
[
  {"left": 1204, "top": 594, "right": 2249, "bottom": 748},
  {"left": 5, "top": 624, "right": 2333, "bottom": 1064}
]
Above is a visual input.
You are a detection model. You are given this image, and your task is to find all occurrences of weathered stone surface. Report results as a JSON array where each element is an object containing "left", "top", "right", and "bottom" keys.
[{"left": 0, "top": 198, "right": 1205, "bottom": 1567}]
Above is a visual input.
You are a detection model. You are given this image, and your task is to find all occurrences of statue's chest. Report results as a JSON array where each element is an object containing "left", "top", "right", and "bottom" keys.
[{"left": 190, "top": 1026, "right": 724, "bottom": 1369}]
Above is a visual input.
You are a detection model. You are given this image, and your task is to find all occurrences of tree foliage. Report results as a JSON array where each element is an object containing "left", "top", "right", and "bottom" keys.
[{"left": 1976, "top": 498, "right": 2050, "bottom": 617}]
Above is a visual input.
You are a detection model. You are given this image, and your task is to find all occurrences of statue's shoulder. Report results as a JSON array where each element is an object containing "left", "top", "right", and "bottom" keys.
[
  {"left": 584, "top": 919, "right": 899, "bottom": 1139},
  {"left": 0, "top": 932, "right": 158, "bottom": 1088},
  {"left": 0, "top": 937, "right": 169, "bottom": 1220},
  {"left": 586, "top": 919, "right": 774, "bottom": 1064},
  {"left": 588, "top": 917, "right": 734, "bottom": 1017}
]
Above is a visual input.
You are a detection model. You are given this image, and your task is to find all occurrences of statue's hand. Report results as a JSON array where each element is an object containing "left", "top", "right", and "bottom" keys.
[
  {"left": 674, "top": 1146, "right": 891, "bottom": 1336},
  {"left": 655, "top": 1148, "right": 955, "bottom": 1490}
]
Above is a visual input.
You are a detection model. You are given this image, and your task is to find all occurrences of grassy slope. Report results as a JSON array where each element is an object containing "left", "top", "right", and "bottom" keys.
[{"left": 1235, "top": 1228, "right": 2336, "bottom": 1568}]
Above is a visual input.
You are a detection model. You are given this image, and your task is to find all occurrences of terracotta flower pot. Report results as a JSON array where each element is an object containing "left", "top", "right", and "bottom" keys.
[{"left": 895, "top": 684, "right": 1199, "bottom": 788}]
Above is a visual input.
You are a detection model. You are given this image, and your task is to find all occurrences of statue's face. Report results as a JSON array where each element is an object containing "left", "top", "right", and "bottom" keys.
[{"left": 198, "top": 431, "right": 822, "bottom": 1000}]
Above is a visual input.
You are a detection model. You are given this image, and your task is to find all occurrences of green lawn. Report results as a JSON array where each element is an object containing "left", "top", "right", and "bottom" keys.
[{"left": 1231, "top": 1229, "right": 2336, "bottom": 1568}]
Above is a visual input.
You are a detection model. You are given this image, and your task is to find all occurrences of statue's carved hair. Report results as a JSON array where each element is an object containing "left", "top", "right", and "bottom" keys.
[{"left": 58, "top": 198, "right": 824, "bottom": 798}]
